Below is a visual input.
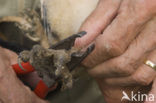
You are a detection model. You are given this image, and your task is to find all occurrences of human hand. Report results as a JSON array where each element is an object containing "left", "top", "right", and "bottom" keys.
[
  {"left": 75, "top": 0, "right": 156, "bottom": 102},
  {"left": 75, "top": 0, "right": 156, "bottom": 68},
  {"left": 75, "top": 0, "right": 156, "bottom": 88},
  {"left": 88, "top": 19, "right": 156, "bottom": 102},
  {"left": 0, "top": 47, "right": 48, "bottom": 103}
]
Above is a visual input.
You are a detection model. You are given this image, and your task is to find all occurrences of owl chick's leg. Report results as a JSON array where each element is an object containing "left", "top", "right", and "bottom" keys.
[
  {"left": 18, "top": 50, "right": 31, "bottom": 62},
  {"left": 61, "top": 67, "right": 73, "bottom": 90}
]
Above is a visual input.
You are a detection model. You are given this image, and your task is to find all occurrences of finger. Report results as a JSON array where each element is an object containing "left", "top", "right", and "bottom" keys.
[
  {"left": 144, "top": 78, "right": 156, "bottom": 103},
  {"left": 82, "top": 0, "right": 153, "bottom": 67},
  {"left": 88, "top": 18, "right": 156, "bottom": 77},
  {"left": 75, "top": 0, "right": 121, "bottom": 48},
  {"left": 100, "top": 50, "right": 156, "bottom": 87}
]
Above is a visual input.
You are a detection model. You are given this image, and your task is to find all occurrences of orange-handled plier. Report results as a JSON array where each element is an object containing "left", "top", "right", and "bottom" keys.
[
  {"left": 11, "top": 31, "right": 94, "bottom": 99},
  {"left": 12, "top": 62, "right": 56, "bottom": 98}
]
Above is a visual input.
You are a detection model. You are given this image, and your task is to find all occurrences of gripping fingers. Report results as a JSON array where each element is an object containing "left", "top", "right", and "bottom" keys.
[
  {"left": 75, "top": 0, "right": 121, "bottom": 48},
  {"left": 80, "top": 0, "right": 154, "bottom": 68},
  {"left": 88, "top": 18, "right": 156, "bottom": 78},
  {"left": 133, "top": 50, "right": 156, "bottom": 86},
  {"left": 102, "top": 50, "right": 156, "bottom": 87}
]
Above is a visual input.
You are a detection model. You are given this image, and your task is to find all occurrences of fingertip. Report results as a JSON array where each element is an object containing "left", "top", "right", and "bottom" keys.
[
  {"left": 74, "top": 37, "right": 82, "bottom": 48},
  {"left": 74, "top": 35, "right": 88, "bottom": 48}
]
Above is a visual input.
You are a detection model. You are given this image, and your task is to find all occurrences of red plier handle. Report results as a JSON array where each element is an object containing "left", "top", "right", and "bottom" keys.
[
  {"left": 12, "top": 62, "right": 35, "bottom": 75},
  {"left": 12, "top": 62, "right": 55, "bottom": 98}
]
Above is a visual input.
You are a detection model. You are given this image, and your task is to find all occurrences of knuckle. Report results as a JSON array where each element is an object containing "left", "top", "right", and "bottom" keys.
[
  {"left": 119, "top": 1, "right": 151, "bottom": 23},
  {"left": 113, "top": 58, "right": 134, "bottom": 76},
  {"left": 108, "top": 41, "right": 125, "bottom": 57},
  {"left": 132, "top": 73, "right": 151, "bottom": 86},
  {"left": 97, "top": 36, "right": 125, "bottom": 58}
]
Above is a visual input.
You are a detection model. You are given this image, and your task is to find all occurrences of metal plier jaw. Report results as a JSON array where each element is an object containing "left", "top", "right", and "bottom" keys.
[
  {"left": 51, "top": 31, "right": 95, "bottom": 71},
  {"left": 12, "top": 31, "right": 94, "bottom": 98}
]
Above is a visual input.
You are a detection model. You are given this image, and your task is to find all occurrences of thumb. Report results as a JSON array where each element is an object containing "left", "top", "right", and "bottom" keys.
[{"left": 75, "top": 0, "right": 121, "bottom": 48}]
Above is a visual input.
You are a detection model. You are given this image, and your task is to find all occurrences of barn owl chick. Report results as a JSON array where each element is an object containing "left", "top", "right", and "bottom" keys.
[{"left": 42, "top": 0, "right": 99, "bottom": 43}]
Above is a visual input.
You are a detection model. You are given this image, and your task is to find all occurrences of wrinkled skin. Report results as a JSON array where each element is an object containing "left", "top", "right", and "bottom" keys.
[
  {"left": 1, "top": 0, "right": 156, "bottom": 103},
  {"left": 75, "top": 0, "right": 156, "bottom": 103},
  {"left": 0, "top": 47, "right": 48, "bottom": 103}
]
